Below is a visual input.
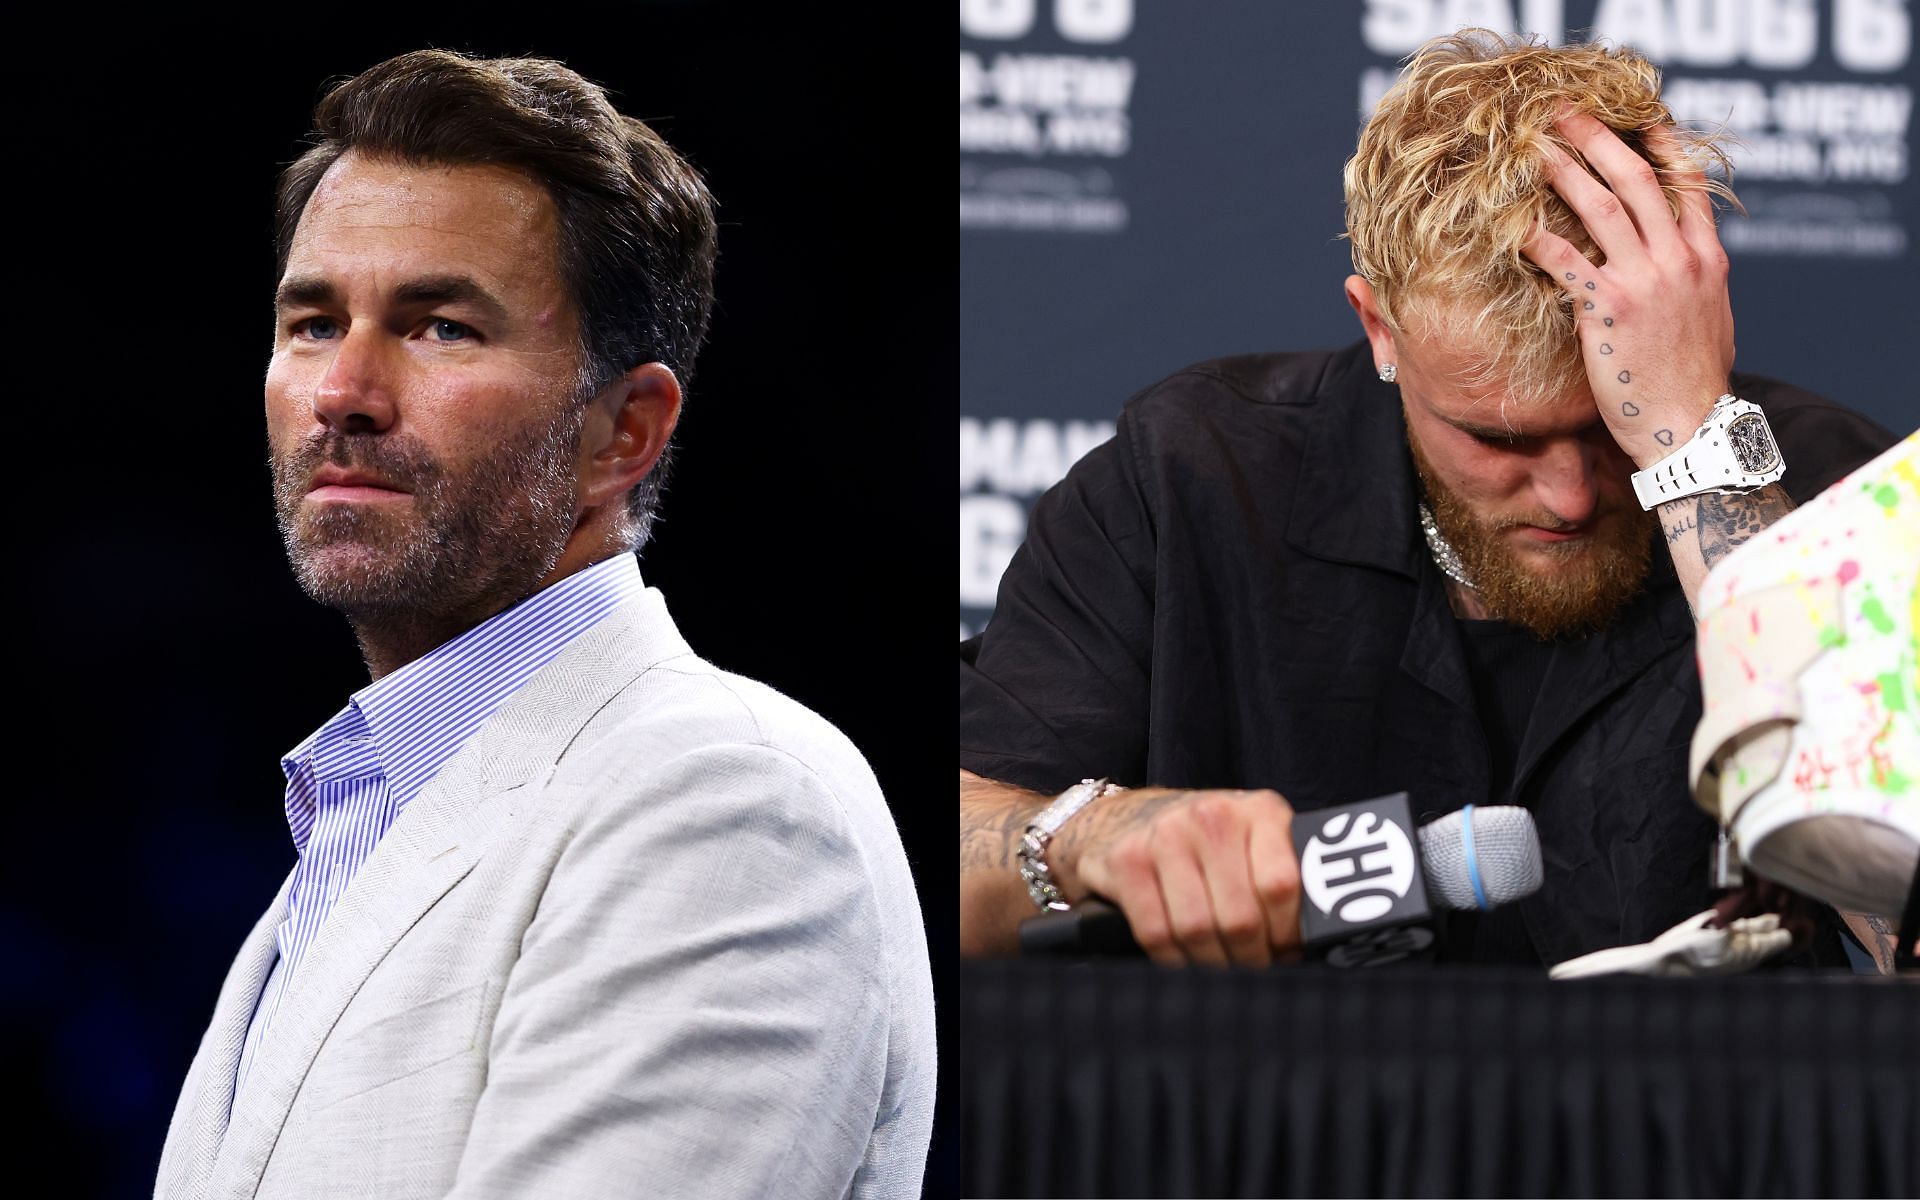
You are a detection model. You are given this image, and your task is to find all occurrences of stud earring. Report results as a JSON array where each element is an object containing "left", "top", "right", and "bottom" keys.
[{"left": 1377, "top": 363, "right": 1398, "bottom": 384}]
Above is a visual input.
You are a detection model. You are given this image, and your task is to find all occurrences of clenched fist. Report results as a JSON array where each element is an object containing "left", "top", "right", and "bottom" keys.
[{"left": 1061, "top": 786, "right": 1305, "bottom": 968}]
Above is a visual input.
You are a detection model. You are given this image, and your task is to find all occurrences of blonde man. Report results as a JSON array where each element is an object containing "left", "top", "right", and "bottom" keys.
[{"left": 959, "top": 31, "right": 1898, "bottom": 969}]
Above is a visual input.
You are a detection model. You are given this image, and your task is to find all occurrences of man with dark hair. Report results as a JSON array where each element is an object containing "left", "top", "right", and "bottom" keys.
[{"left": 156, "top": 50, "right": 934, "bottom": 1199}]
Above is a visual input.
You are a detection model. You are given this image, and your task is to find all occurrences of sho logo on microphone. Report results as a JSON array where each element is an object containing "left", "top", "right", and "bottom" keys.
[
  {"left": 1300, "top": 809, "right": 1416, "bottom": 923},
  {"left": 1291, "top": 791, "right": 1434, "bottom": 950}
]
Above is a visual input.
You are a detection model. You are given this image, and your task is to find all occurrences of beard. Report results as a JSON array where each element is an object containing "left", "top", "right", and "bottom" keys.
[
  {"left": 1407, "top": 425, "right": 1654, "bottom": 640},
  {"left": 271, "top": 402, "right": 586, "bottom": 624}
]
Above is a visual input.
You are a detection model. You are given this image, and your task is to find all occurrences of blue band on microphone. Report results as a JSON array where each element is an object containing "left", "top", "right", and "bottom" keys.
[{"left": 1461, "top": 803, "right": 1491, "bottom": 911}]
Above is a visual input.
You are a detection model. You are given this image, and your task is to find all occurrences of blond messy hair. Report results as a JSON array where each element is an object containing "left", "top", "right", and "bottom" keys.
[{"left": 1343, "top": 29, "right": 1736, "bottom": 410}]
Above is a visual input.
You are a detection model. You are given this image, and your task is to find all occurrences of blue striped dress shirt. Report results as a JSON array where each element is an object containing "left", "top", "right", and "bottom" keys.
[{"left": 233, "top": 553, "right": 646, "bottom": 1100}]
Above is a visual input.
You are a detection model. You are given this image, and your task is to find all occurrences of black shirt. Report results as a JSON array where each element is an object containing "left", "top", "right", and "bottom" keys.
[
  {"left": 1458, "top": 619, "right": 1556, "bottom": 808},
  {"left": 960, "top": 340, "right": 1895, "bottom": 965},
  {"left": 1450, "top": 619, "right": 1555, "bottom": 962}
]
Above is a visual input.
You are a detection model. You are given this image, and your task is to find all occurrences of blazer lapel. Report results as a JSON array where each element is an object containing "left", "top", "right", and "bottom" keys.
[
  {"left": 155, "top": 869, "right": 291, "bottom": 1200},
  {"left": 204, "top": 587, "right": 694, "bottom": 1198},
  {"left": 206, "top": 748, "right": 514, "bottom": 1197}
]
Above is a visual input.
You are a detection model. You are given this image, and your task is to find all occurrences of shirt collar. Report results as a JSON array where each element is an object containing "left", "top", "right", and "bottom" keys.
[
  {"left": 1285, "top": 339, "right": 1426, "bottom": 577},
  {"left": 280, "top": 553, "right": 645, "bottom": 806}
]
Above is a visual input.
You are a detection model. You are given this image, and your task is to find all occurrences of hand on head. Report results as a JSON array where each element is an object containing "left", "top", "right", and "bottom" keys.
[{"left": 1521, "top": 112, "right": 1737, "bottom": 469}]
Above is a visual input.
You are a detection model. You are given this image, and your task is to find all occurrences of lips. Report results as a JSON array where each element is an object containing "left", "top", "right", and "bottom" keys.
[
  {"left": 311, "top": 465, "right": 405, "bottom": 491},
  {"left": 1516, "top": 523, "right": 1586, "bottom": 543},
  {"left": 306, "top": 465, "right": 411, "bottom": 501}
]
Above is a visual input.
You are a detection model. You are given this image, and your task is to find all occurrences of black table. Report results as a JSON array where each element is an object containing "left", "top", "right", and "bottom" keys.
[{"left": 960, "top": 960, "right": 1918, "bottom": 1198}]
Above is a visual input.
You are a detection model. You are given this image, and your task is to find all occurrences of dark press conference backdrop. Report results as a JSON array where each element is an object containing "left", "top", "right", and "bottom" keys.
[
  {"left": 961, "top": 0, "right": 1918, "bottom": 635},
  {"left": 9, "top": 10, "right": 951, "bottom": 1199}
]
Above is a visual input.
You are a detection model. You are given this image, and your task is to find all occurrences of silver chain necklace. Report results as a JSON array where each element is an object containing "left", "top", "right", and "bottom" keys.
[{"left": 1418, "top": 502, "right": 1477, "bottom": 590}]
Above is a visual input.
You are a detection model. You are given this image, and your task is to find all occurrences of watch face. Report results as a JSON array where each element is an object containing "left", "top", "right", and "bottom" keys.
[{"left": 1726, "top": 412, "right": 1780, "bottom": 473}]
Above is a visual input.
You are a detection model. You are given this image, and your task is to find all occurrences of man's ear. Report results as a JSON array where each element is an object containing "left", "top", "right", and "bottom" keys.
[
  {"left": 1343, "top": 275, "right": 1399, "bottom": 376},
  {"left": 580, "top": 362, "right": 683, "bottom": 508}
]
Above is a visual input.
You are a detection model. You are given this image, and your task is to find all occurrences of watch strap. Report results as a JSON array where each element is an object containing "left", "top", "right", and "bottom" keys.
[{"left": 1631, "top": 395, "right": 1785, "bottom": 510}]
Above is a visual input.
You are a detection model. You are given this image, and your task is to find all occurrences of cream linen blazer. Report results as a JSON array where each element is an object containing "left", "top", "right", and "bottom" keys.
[{"left": 154, "top": 587, "right": 936, "bottom": 1199}]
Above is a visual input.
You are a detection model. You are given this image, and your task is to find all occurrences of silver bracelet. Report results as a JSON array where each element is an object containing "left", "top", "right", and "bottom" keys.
[{"left": 1018, "top": 777, "right": 1125, "bottom": 912}]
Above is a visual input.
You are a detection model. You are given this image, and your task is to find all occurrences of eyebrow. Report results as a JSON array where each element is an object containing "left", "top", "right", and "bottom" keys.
[
  {"left": 274, "top": 274, "right": 511, "bottom": 325},
  {"left": 1442, "top": 414, "right": 1529, "bottom": 440},
  {"left": 1445, "top": 413, "right": 1605, "bottom": 442}
]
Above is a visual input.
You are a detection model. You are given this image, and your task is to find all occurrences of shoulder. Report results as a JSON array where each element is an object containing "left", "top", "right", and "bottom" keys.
[
  {"left": 1070, "top": 342, "right": 1369, "bottom": 498},
  {"left": 546, "top": 649, "right": 929, "bottom": 952},
  {"left": 501, "top": 594, "right": 892, "bottom": 855},
  {"left": 1009, "top": 341, "right": 1384, "bottom": 579},
  {"left": 1118, "top": 346, "right": 1353, "bottom": 433},
  {"left": 557, "top": 653, "right": 889, "bottom": 839},
  {"left": 545, "top": 643, "right": 930, "bottom": 976},
  {"left": 511, "top": 645, "right": 937, "bottom": 1162}
]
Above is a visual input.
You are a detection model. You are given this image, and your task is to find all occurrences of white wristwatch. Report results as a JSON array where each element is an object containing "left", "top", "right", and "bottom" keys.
[{"left": 1630, "top": 394, "right": 1785, "bottom": 510}]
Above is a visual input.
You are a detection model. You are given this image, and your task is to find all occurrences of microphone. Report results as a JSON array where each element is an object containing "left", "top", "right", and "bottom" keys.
[{"left": 1018, "top": 794, "right": 1544, "bottom": 966}]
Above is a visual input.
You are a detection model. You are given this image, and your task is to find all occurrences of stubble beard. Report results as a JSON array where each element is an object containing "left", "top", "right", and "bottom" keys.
[
  {"left": 271, "top": 402, "right": 587, "bottom": 629},
  {"left": 1406, "top": 425, "right": 1654, "bottom": 640}
]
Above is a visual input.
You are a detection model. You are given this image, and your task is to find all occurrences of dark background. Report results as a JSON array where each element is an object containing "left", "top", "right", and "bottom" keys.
[{"left": 9, "top": 8, "right": 952, "bottom": 1197}]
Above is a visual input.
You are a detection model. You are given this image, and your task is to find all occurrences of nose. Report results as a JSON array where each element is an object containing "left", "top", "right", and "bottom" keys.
[
  {"left": 1530, "top": 436, "right": 1602, "bottom": 527},
  {"left": 310, "top": 320, "right": 398, "bottom": 435}
]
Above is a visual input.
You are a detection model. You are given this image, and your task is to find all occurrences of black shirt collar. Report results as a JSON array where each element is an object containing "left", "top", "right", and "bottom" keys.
[{"left": 1286, "top": 339, "right": 1425, "bottom": 578}]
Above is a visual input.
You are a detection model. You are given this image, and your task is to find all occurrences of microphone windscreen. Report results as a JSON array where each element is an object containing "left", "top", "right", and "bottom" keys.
[{"left": 1417, "top": 806, "right": 1544, "bottom": 909}]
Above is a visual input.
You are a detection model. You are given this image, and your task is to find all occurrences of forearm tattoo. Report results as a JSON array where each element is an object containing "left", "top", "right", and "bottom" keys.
[
  {"left": 1697, "top": 486, "right": 1796, "bottom": 571},
  {"left": 959, "top": 776, "right": 1191, "bottom": 877},
  {"left": 960, "top": 776, "right": 1036, "bottom": 871},
  {"left": 1864, "top": 913, "right": 1898, "bottom": 974}
]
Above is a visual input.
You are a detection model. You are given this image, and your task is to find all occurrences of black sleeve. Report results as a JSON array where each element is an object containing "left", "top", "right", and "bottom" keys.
[{"left": 959, "top": 412, "right": 1157, "bottom": 794}]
